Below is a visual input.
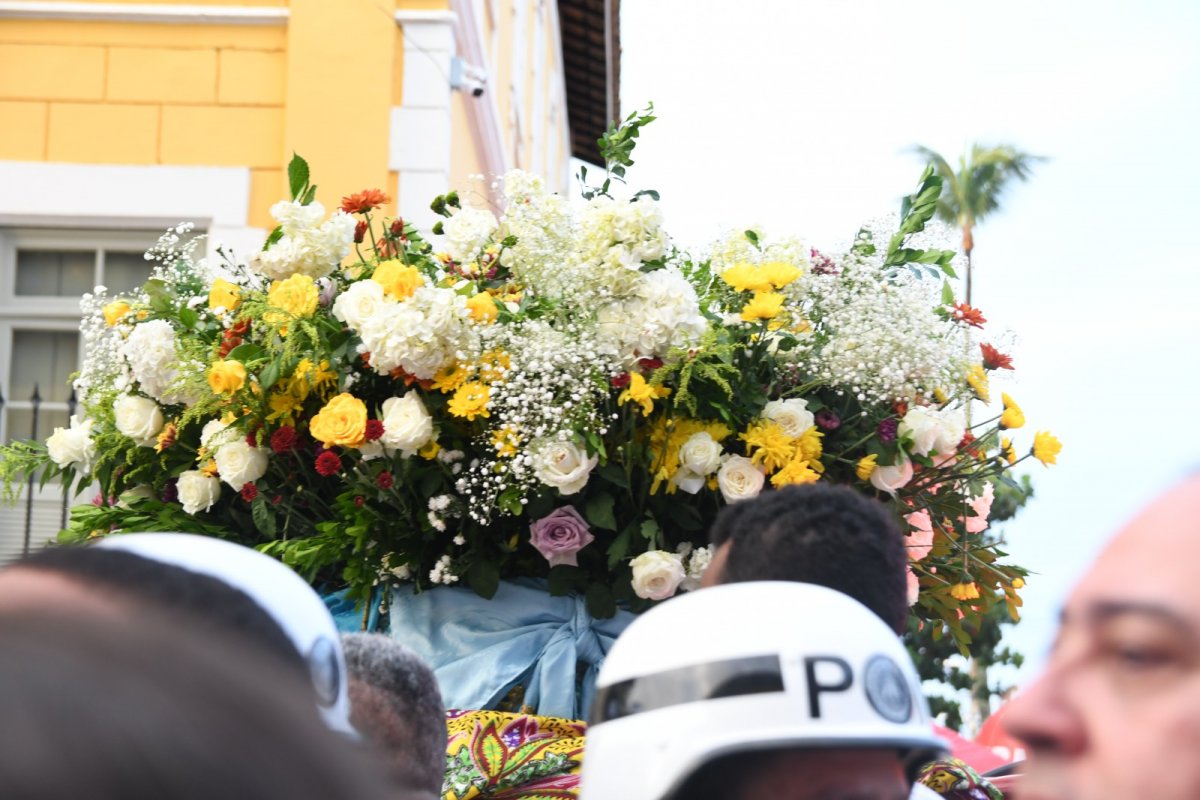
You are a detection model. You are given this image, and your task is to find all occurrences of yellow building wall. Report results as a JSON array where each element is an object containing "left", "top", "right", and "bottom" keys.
[{"left": 0, "top": 0, "right": 572, "bottom": 228}]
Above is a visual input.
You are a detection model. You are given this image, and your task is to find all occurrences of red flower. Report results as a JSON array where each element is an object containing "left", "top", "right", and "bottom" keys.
[
  {"left": 340, "top": 189, "right": 391, "bottom": 215},
  {"left": 390, "top": 218, "right": 406, "bottom": 237},
  {"left": 610, "top": 373, "right": 631, "bottom": 389},
  {"left": 270, "top": 426, "right": 298, "bottom": 454},
  {"left": 353, "top": 219, "right": 368, "bottom": 244},
  {"left": 353, "top": 495, "right": 365, "bottom": 508},
  {"left": 637, "top": 358, "right": 664, "bottom": 371},
  {"left": 315, "top": 450, "right": 342, "bottom": 476},
  {"left": 980, "top": 343, "right": 1014, "bottom": 370},
  {"left": 241, "top": 482, "right": 258, "bottom": 502},
  {"left": 376, "top": 471, "right": 394, "bottom": 489},
  {"left": 364, "top": 419, "right": 384, "bottom": 442},
  {"left": 951, "top": 302, "right": 987, "bottom": 328}
]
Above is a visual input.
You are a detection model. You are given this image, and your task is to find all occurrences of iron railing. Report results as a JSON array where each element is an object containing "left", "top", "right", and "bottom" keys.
[{"left": 0, "top": 383, "right": 76, "bottom": 556}]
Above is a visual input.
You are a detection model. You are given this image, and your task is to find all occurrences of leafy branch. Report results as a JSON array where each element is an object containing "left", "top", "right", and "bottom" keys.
[{"left": 578, "top": 103, "right": 659, "bottom": 201}]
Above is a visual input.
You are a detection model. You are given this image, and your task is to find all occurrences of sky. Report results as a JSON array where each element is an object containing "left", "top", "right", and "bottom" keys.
[{"left": 620, "top": 0, "right": 1200, "bottom": 686}]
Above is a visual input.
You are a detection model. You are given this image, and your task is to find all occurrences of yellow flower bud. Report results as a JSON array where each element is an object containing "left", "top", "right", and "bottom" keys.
[{"left": 103, "top": 301, "right": 131, "bottom": 327}]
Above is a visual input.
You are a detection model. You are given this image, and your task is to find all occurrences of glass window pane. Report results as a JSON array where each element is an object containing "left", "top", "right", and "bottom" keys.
[
  {"left": 10, "top": 330, "right": 79, "bottom": 404},
  {"left": 103, "top": 250, "right": 154, "bottom": 296},
  {"left": 15, "top": 250, "right": 96, "bottom": 297},
  {"left": 5, "top": 407, "right": 69, "bottom": 445}
]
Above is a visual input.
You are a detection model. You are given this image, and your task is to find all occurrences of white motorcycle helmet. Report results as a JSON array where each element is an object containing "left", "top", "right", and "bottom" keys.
[
  {"left": 99, "top": 533, "right": 354, "bottom": 736},
  {"left": 581, "top": 581, "right": 946, "bottom": 800}
]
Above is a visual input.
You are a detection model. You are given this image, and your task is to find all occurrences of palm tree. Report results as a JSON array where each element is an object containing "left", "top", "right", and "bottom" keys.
[{"left": 911, "top": 143, "right": 1043, "bottom": 304}]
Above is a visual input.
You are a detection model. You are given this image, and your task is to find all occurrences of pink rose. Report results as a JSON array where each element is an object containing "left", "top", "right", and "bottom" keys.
[
  {"left": 530, "top": 506, "right": 595, "bottom": 567},
  {"left": 964, "top": 482, "right": 994, "bottom": 534},
  {"left": 903, "top": 509, "right": 935, "bottom": 562}
]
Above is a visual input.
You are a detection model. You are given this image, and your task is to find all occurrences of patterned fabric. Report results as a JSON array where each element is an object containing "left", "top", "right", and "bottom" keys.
[
  {"left": 918, "top": 757, "right": 1004, "bottom": 800},
  {"left": 442, "top": 709, "right": 586, "bottom": 800}
]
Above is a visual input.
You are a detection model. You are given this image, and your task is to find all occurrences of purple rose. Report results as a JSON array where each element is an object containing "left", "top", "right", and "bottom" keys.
[{"left": 530, "top": 506, "right": 595, "bottom": 567}]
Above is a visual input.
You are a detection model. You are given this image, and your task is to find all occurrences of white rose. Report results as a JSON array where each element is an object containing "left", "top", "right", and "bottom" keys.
[
  {"left": 870, "top": 457, "right": 914, "bottom": 495},
  {"left": 177, "top": 470, "right": 220, "bottom": 515},
  {"left": 200, "top": 418, "right": 236, "bottom": 451},
  {"left": 762, "top": 398, "right": 815, "bottom": 438},
  {"left": 379, "top": 392, "right": 434, "bottom": 456},
  {"left": 113, "top": 394, "right": 164, "bottom": 447},
  {"left": 679, "top": 432, "right": 723, "bottom": 476},
  {"left": 899, "top": 407, "right": 965, "bottom": 458},
  {"left": 717, "top": 455, "right": 765, "bottom": 503},
  {"left": 531, "top": 438, "right": 598, "bottom": 496},
  {"left": 213, "top": 439, "right": 269, "bottom": 489},
  {"left": 332, "top": 279, "right": 386, "bottom": 330},
  {"left": 680, "top": 545, "right": 713, "bottom": 592},
  {"left": 45, "top": 415, "right": 96, "bottom": 471},
  {"left": 630, "top": 550, "right": 686, "bottom": 600}
]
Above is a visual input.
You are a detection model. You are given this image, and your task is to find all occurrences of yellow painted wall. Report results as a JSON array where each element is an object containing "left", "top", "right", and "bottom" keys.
[{"left": 0, "top": 0, "right": 573, "bottom": 226}]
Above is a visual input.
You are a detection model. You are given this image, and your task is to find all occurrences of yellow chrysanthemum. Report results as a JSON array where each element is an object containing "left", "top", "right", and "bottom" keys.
[
  {"left": 618, "top": 373, "right": 671, "bottom": 417},
  {"left": 759, "top": 261, "right": 802, "bottom": 289},
  {"left": 103, "top": 300, "right": 131, "bottom": 327},
  {"left": 1000, "top": 392, "right": 1025, "bottom": 430},
  {"left": 447, "top": 382, "right": 490, "bottom": 421},
  {"left": 267, "top": 390, "right": 303, "bottom": 423},
  {"left": 647, "top": 417, "right": 731, "bottom": 494},
  {"left": 1000, "top": 437, "right": 1017, "bottom": 465},
  {"left": 770, "top": 458, "right": 821, "bottom": 488},
  {"left": 856, "top": 454, "right": 878, "bottom": 481},
  {"left": 371, "top": 259, "right": 423, "bottom": 300},
  {"left": 477, "top": 351, "right": 512, "bottom": 384},
  {"left": 491, "top": 425, "right": 521, "bottom": 458},
  {"left": 154, "top": 422, "right": 177, "bottom": 453},
  {"left": 418, "top": 440, "right": 441, "bottom": 460},
  {"left": 740, "top": 291, "right": 786, "bottom": 323},
  {"left": 933, "top": 387, "right": 950, "bottom": 405},
  {"left": 208, "top": 278, "right": 241, "bottom": 312},
  {"left": 720, "top": 262, "right": 774, "bottom": 293},
  {"left": 966, "top": 364, "right": 990, "bottom": 403},
  {"left": 466, "top": 292, "right": 499, "bottom": 323},
  {"left": 794, "top": 426, "right": 824, "bottom": 472},
  {"left": 200, "top": 459, "right": 219, "bottom": 477},
  {"left": 949, "top": 582, "right": 981, "bottom": 601},
  {"left": 309, "top": 393, "right": 368, "bottom": 448},
  {"left": 740, "top": 420, "right": 795, "bottom": 473},
  {"left": 431, "top": 362, "right": 469, "bottom": 393},
  {"left": 1032, "top": 430, "right": 1062, "bottom": 466}
]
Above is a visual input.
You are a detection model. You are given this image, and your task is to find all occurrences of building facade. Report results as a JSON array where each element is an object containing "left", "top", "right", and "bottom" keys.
[{"left": 0, "top": 0, "right": 619, "bottom": 560}]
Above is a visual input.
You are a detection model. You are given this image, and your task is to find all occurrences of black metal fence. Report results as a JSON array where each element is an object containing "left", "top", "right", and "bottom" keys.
[{"left": 0, "top": 384, "right": 77, "bottom": 556}]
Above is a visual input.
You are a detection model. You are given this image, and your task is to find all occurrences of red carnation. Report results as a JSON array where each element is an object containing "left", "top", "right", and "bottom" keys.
[
  {"left": 354, "top": 495, "right": 365, "bottom": 508},
  {"left": 980, "top": 343, "right": 1014, "bottom": 370},
  {"left": 241, "top": 482, "right": 258, "bottom": 502},
  {"left": 353, "top": 219, "right": 368, "bottom": 244},
  {"left": 638, "top": 358, "right": 664, "bottom": 371},
  {"left": 951, "top": 302, "right": 987, "bottom": 329},
  {"left": 340, "top": 189, "right": 391, "bottom": 215},
  {"left": 315, "top": 450, "right": 342, "bottom": 476},
  {"left": 270, "top": 426, "right": 298, "bottom": 454},
  {"left": 364, "top": 419, "right": 384, "bottom": 442},
  {"left": 610, "top": 373, "right": 631, "bottom": 389},
  {"left": 376, "top": 471, "right": 394, "bottom": 489}
]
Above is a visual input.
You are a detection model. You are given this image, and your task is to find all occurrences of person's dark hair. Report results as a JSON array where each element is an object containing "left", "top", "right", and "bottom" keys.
[
  {"left": 0, "top": 612, "right": 394, "bottom": 800},
  {"left": 12, "top": 546, "right": 303, "bottom": 671},
  {"left": 708, "top": 484, "right": 909, "bottom": 633},
  {"left": 341, "top": 633, "right": 447, "bottom": 796}
]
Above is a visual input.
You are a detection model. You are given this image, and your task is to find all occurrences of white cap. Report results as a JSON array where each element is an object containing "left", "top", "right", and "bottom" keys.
[
  {"left": 581, "top": 581, "right": 946, "bottom": 799},
  {"left": 99, "top": 533, "right": 354, "bottom": 736}
]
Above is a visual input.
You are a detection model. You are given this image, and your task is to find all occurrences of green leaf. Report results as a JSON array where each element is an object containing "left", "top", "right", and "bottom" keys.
[
  {"left": 287, "top": 153, "right": 309, "bottom": 200},
  {"left": 941, "top": 280, "right": 955, "bottom": 306},
  {"left": 585, "top": 582, "right": 617, "bottom": 619},
  {"left": 468, "top": 560, "right": 500, "bottom": 599},
  {"left": 250, "top": 495, "right": 276, "bottom": 536},
  {"left": 301, "top": 185, "right": 317, "bottom": 206},
  {"left": 547, "top": 564, "right": 578, "bottom": 596},
  {"left": 607, "top": 522, "right": 636, "bottom": 569},
  {"left": 226, "top": 342, "right": 266, "bottom": 363},
  {"left": 640, "top": 517, "right": 661, "bottom": 543},
  {"left": 498, "top": 487, "right": 524, "bottom": 517},
  {"left": 595, "top": 462, "right": 629, "bottom": 489},
  {"left": 584, "top": 492, "right": 617, "bottom": 531},
  {"left": 259, "top": 360, "right": 281, "bottom": 392},
  {"left": 262, "top": 225, "right": 284, "bottom": 250},
  {"left": 178, "top": 306, "right": 199, "bottom": 330},
  {"left": 744, "top": 229, "right": 760, "bottom": 246}
]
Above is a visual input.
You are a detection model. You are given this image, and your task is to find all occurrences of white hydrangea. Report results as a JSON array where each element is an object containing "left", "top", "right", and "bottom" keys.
[
  {"left": 496, "top": 170, "right": 575, "bottom": 296},
  {"left": 248, "top": 200, "right": 356, "bottom": 280},
  {"left": 442, "top": 207, "right": 498, "bottom": 263},
  {"left": 596, "top": 267, "right": 708, "bottom": 367},
  {"left": 122, "top": 319, "right": 179, "bottom": 403},
  {"left": 353, "top": 286, "right": 475, "bottom": 380}
]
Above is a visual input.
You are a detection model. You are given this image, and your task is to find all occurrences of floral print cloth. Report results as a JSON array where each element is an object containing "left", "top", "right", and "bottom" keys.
[{"left": 442, "top": 710, "right": 585, "bottom": 799}]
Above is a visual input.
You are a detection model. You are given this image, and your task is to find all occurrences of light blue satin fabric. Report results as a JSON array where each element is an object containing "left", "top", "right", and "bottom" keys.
[{"left": 325, "top": 580, "right": 634, "bottom": 720}]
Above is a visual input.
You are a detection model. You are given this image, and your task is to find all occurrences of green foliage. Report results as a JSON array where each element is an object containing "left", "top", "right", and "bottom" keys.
[{"left": 578, "top": 103, "right": 657, "bottom": 200}]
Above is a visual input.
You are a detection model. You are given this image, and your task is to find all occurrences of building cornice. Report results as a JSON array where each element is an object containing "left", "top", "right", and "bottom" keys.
[{"left": 0, "top": 2, "right": 287, "bottom": 25}]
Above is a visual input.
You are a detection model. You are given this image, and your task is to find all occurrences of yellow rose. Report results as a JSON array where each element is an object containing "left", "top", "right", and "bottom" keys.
[
  {"left": 372, "top": 259, "right": 423, "bottom": 300},
  {"left": 103, "top": 301, "right": 131, "bottom": 327},
  {"left": 467, "top": 292, "right": 499, "bottom": 323},
  {"left": 309, "top": 393, "right": 368, "bottom": 448},
  {"left": 207, "top": 360, "right": 247, "bottom": 395},
  {"left": 208, "top": 278, "right": 241, "bottom": 312},
  {"left": 267, "top": 274, "right": 318, "bottom": 318}
]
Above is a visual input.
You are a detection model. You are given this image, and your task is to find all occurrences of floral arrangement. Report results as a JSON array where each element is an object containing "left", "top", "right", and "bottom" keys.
[{"left": 0, "top": 109, "right": 1059, "bottom": 646}]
